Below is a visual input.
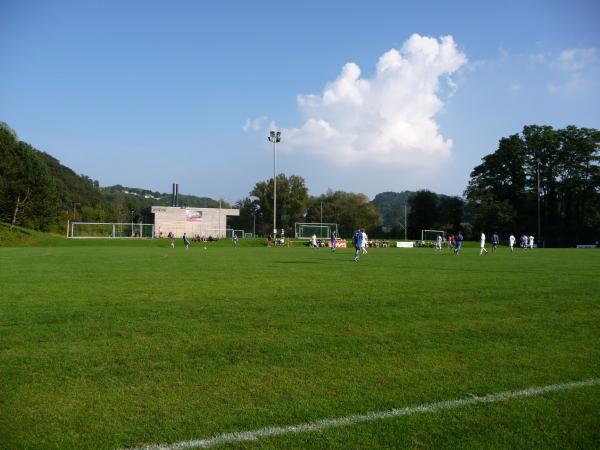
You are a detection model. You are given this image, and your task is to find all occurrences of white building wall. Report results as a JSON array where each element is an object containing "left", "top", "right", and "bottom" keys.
[{"left": 151, "top": 206, "right": 239, "bottom": 238}]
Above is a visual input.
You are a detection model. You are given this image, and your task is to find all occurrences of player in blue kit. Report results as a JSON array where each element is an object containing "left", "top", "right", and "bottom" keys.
[
  {"left": 330, "top": 229, "right": 337, "bottom": 252},
  {"left": 492, "top": 232, "right": 500, "bottom": 253},
  {"left": 454, "top": 231, "right": 463, "bottom": 255},
  {"left": 352, "top": 228, "right": 363, "bottom": 261}
]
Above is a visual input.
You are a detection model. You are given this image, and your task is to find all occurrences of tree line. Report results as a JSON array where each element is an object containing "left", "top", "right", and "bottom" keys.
[
  {"left": 465, "top": 125, "right": 599, "bottom": 247},
  {"left": 230, "top": 125, "right": 599, "bottom": 245},
  {"left": 1, "top": 121, "right": 598, "bottom": 245}
]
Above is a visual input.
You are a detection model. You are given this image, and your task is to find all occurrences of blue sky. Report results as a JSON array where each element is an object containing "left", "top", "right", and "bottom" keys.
[{"left": 1, "top": 0, "right": 599, "bottom": 202}]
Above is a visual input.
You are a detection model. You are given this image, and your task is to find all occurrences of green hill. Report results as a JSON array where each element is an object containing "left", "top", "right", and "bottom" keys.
[{"left": 0, "top": 122, "right": 221, "bottom": 233}]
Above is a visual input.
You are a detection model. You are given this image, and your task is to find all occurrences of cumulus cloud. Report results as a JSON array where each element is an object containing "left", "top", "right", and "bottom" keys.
[{"left": 282, "top": 34, "right": 467, "bottom": 169}]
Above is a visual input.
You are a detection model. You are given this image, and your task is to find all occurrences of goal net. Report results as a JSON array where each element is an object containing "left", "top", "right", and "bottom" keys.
[
  {"left": 196, "top": 228, "right": 233, "bottom": 239},
  {"left": 70, "top": 222, "right": 155, "bottom": 238},
  {"left": 294, "top": 223, "right": 338, "bottom": 239},
  {"left": 421, "top": 229, "right": 446, "bottom": 246}
]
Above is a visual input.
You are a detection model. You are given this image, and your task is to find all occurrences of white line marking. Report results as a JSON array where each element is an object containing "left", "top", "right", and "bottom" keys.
[{"left": 124, "top": 378, "right": 600, "bottom": 450}]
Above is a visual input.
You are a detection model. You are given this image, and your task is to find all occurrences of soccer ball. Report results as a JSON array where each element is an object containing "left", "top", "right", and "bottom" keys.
[{"left": 204, "top": 247, "right": 207, "bottom": 250}]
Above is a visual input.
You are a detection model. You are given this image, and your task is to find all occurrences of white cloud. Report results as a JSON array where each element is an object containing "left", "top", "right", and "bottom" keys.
[
  {"left": 242, "top": 116, "right": 267, "bottom": 132},
  {"left": 557, "top": 48, "right": 596, "bottom": 71},
  {"left": 281, "top": 34, "right": 468, "bottom": 169},
  {"left": 531, "top": 47, "right": 597, "bottom": 93}
]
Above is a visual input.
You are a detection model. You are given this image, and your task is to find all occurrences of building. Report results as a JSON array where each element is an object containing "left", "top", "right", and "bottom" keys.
[{"left": 151, "top": 206, "right": 239, "bottom": 238}]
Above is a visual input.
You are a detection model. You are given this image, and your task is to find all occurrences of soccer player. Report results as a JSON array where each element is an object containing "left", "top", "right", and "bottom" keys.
[
  {"left": 168, "top": 231, "right": 175, "bottom": 248},
  {"left": 232, "top": 232, "right": 238, "bottom": 248},
  {"left": 330, "top": 229, "right": 337, "bottom": 252},
  {"left": 183, "top": 232, "right": 190, "bottom": 250},
  {"left": 509, "top": 234, "right": 516, "bottom": 252},
  {"left": 454, "top": 231, "right": 463, "bottom": 255},
  {"left": 352, "top": 228, "right": 363, "bottom": 261},
  {"left": 361, "top": 229, "right": 368, "bottom": 254},
  {"left": 435, "top": 234, "right": 442, "bottom": 252},
  {"left": 480, "top": 232, "right": 488, "bottom": 255},
  {"left": 310, "top": 234, "right": 317, "bottom": 248},
  {"left": 529, "top": 235, "right": 534, "bottom": 249},
  {"left": 492, "top": 232, "right": 499, "bottom": 252}
]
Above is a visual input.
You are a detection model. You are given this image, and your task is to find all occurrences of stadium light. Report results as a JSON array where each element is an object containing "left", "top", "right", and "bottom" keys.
[
  {"left": 268, "top": 130, "right": 281, "bottom": 237},
  {"left": 537, "top": 161, "right": 541, "bottom": 248},
  {"left": 130, "top": 209, "right": 134, "bottom": 237}
]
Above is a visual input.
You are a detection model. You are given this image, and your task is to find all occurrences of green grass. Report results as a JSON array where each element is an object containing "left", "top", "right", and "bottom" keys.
[{"left": 0, "top": 238, "right": 599, "bottom": 449}]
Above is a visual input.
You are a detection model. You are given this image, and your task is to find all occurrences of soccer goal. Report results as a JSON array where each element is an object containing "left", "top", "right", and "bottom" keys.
[
  {"left": 200, "top": 228, "right": 233, "bottom": 239},
  {"left": 69, "top": 222, "right": 155, "bottom": 238},
  {"left": 231, "top": 229, "right": 245, "bottom": 238},
  {"left": 421, "top": 229, "right": 446, "bottom": 246},
  {"left": 294, "top": 223, "right": 338, "bottom": 239}
]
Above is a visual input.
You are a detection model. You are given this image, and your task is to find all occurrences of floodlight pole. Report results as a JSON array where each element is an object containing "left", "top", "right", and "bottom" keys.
[
  {"left": 537, "top": 161, "right": 541, "bottom": 247},
  {"left": 268, "top": 131, "right": 281, "bottom": 237},
  {"left": 320, "top": 201, "right": 323, "bottom": 225},
  {"left": 131, "top": 210, "right": 134, "bottom": 237}
]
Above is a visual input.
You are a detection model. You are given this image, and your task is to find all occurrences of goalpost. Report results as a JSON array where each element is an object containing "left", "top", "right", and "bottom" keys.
[
  {"left": 294, "top": 223, "right": 338, "bottom": 239},
  {"left": 69, "top": 222, "right": 155, "bottom": 238},
  {"left": 421, "top": 229, "right": 446, "bottom": 246},
  {"left": 231, "top": 229, "right": 245, "bottom": 238},
  {"left": 200, "top": 228, "right": 234, "bottom": 239}
]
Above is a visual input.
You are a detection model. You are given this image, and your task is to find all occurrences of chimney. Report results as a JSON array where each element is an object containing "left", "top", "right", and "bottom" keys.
[
  {"left": 172, "top": 183, "right": 176, "bottom": 207},
  {"left": 175, "top": 183, "right": 179, "bottom": 207}
]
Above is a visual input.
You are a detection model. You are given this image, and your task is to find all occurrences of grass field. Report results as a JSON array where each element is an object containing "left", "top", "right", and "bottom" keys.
[{"left": 1, "top": 236, "right": 599, "bottom": 449}]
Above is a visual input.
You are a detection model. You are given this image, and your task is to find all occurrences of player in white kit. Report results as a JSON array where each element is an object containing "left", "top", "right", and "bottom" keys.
[{"left": 480, "top": 232, "right": 488, "bottom": 255}]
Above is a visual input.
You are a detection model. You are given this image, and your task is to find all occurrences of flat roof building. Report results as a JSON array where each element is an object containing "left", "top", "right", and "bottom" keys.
[{"left": 151, "top": 206, "right": 239, "bottom": 238}]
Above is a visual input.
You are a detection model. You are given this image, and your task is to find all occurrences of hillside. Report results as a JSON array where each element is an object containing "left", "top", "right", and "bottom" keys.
[
  {"left": 0, "top": 122, "right": 221, "bottom": 232},
  {"left": 103, "top": 185, "right": 223, "bottom": 209},
  {"left": 371, "top": 191, "right": 414, "bottom": 229}
]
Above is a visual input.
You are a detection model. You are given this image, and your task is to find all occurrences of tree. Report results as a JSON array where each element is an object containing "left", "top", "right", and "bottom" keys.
[
  {"left": 250, "top": 174, "right": 309, "bottom": 236},
  {"left": 230, "top": 197, "right": 260, "bottom": 235},
  {"left": 466, "top": 125, "right": 600, "bottom": 246},
  {"left": 305, "top": 190, "right": 381, "bottom": 237},
  {"left": 466, "top": 134, "right": 529, "bottom": 235},
  {"left": 407, "top": 190, "right": 439, "bottom": 238},
  {"left": 0, "top": 126, "right": 60, "bottom": 230},
  {"left": 438, "top": 196, "right": 464, "bottom": 232}
]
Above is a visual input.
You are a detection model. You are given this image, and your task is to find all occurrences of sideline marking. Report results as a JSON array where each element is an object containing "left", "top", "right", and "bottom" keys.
[{"left": 124, "top": 378, "right": 600, "bottom": 450}]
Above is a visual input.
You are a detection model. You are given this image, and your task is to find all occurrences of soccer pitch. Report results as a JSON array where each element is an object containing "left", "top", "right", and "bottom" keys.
[{"left": 1, "top": 241, "right": 599, "bottom": 449}]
